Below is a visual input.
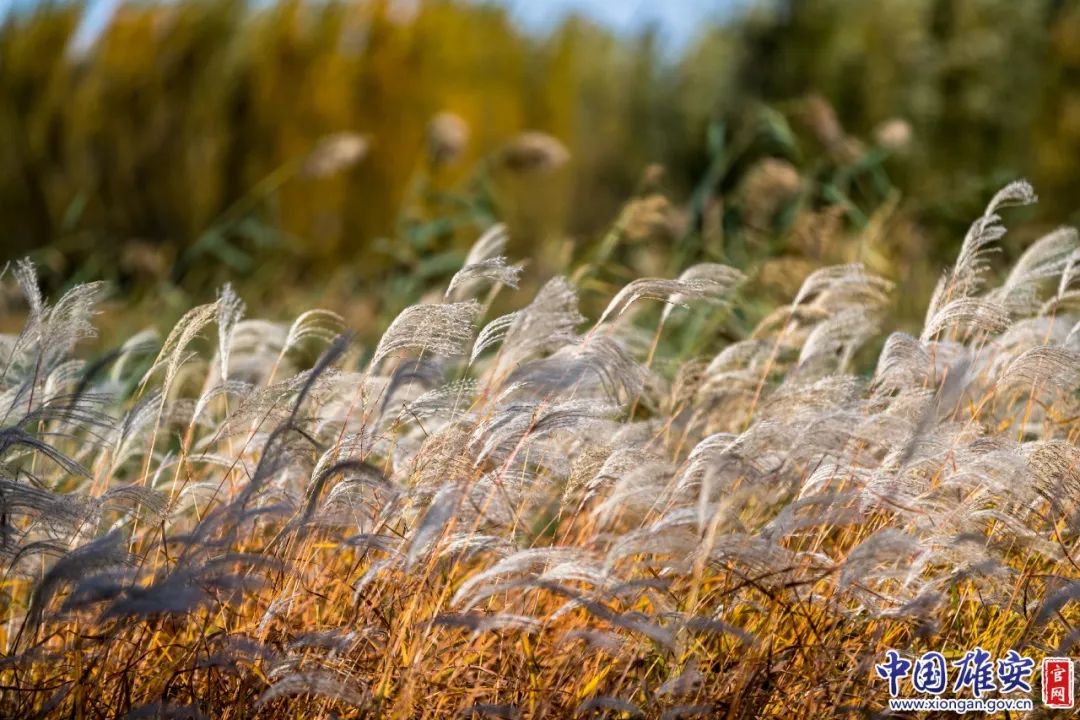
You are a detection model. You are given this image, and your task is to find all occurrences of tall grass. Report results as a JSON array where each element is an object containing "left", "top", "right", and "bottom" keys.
[{"left": 1, "top": 178, "right": 1079, "bottom": 718}]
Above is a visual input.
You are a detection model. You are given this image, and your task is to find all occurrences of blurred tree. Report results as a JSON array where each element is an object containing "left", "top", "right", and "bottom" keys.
[{"left": 0, "top": 0, "right": 1077, "bottom": 307}]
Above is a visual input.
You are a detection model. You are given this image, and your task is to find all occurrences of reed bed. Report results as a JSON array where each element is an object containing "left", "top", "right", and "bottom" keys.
[{"left": 1, "top": 180, "right": 1079, "bottom": 718}]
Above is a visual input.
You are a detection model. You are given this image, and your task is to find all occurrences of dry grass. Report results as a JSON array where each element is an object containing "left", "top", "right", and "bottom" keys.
[{"left": 2, "top": 184, "right": 1080, "bottom": 719}]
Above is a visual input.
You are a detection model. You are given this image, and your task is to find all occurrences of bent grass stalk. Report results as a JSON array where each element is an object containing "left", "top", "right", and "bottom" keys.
[{"left": 1, "top": 181, "right": 1079, "bottom": 717}]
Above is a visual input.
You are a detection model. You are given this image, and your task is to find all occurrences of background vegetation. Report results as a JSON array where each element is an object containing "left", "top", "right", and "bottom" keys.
[{"left": 3, "top": 0, "right": 1080, "bottom": 337}]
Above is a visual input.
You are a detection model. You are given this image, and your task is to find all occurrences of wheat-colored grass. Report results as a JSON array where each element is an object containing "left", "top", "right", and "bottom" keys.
[{"left": 1, "top": 181, "right": 1079, "bottom": 719}]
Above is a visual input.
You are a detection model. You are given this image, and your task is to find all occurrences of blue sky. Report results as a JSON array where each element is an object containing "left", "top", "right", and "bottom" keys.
[
  {"left": 2, "top": 0, "right": 744, "bottom": 52},
  {"left": 496, "top": 0, "right": 741, "bottom": 48}
]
